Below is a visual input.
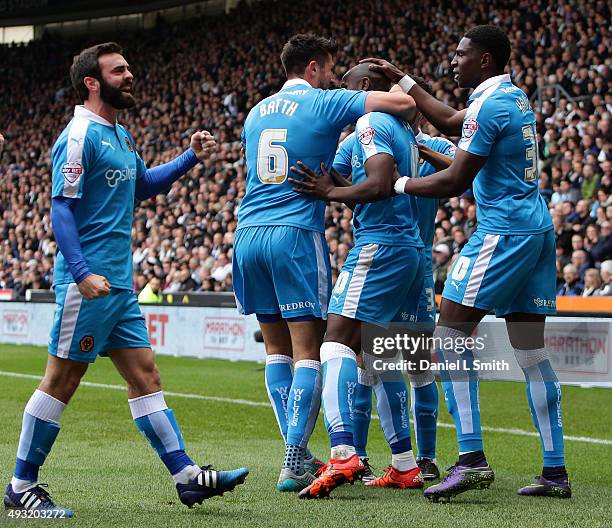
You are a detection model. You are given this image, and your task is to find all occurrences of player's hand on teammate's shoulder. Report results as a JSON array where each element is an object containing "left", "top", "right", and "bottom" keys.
[
  {"left": 289, "top": 161, "right": 335, "bottom": 200},
  {"left": 359, "top": 58, "right": 406, "bottom": 84},
  {"left": 77, "top": 274, "right": 111, "bottom": 300},
  {"left": 190, "top": 130, "right": 217, "bottom": 161}
]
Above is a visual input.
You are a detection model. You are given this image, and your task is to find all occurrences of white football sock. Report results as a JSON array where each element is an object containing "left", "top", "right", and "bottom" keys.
[
  {"left": 331, "top": 444, "right": 356, "bottom": 460},
  {"left": 172, "top": 464, "right": 202, "bottom": 485},
  {"left": 392, "top": 450, "right": 417, "bottom": 471},
  {"left": 10, "top": 476, "right": 37, "bottom": 494}
]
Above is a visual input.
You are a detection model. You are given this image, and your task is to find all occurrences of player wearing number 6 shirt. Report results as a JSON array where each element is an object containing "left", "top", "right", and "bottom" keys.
[
  {"left": 364, "top": 25, "right": 569, "bottom": 502},
  {"left": 234, "top": 34, "right": 416, "bottom": 492}
]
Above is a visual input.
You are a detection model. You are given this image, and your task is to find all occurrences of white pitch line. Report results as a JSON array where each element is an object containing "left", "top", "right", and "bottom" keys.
[{"left": 1, "top": 370, "right": 611, "bottom": 446}]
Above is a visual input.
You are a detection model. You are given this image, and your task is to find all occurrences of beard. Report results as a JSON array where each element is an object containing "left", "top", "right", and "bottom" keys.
[{"left": 99, "top": 78, "right": 136, "bottom": 109}]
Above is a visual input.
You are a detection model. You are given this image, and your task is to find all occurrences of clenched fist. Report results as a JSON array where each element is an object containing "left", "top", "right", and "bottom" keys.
[
  {"left": 78, "top": 274, "right": 110, "bottom": 300},
  {"left": 190, "top": 130, "right": 217, "bottom": 161}
]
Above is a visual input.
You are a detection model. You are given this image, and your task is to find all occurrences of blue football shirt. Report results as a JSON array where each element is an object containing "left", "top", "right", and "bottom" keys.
[
  {"left": 51, "top": 105, "right": 146, "bottom": 289},
  {"left": 238, "top": 79, "right": 367, "bottom": 233},
  {"left": 334, "top": 131, "right": 356, "bottom": 178},
  {"left": 458, "top": 74, "right": 552, "bottom": 235},
  {"left": 341, "top": 112, "right": 422, "bottom": 247},
  {"left": 415, "top": 130, "right": 457, "bottom": 248}
]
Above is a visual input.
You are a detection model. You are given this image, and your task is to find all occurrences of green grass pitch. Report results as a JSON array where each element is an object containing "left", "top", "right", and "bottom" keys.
[{"left": 0, "top": 345, "right": 610, "bottom": 528}]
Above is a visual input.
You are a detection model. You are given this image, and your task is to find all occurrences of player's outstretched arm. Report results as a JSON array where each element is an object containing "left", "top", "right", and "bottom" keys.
[
  {"left": 135, "top": 131, "right": 216, "bottom": 201},
  {"left": 51, "top": 197, "right": 110, "bottom": 299},
  {"left": 289, "top": 156, "right": 394, "bottom": 204},
  {"left": 360, "top": 58, "right": 465, "bottom": 136},
  {"left": 418, "top": 143, "right": 454, "bottom": 171},
  {"left": 395, "top": 148, "right": 486, "bottom": 199}
]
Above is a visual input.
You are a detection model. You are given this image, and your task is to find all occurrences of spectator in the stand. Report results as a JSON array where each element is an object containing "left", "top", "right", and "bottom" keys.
[
  {"left": 432, "top": 244, "right": 451, "bottom": 294},
  {"left": 571, "top": 199, "right": 595, "bottom": 232},
  {"left": 589, "top": 221, "right": 612, "bottom": 263},
  {"left": 581, "top": 268, "right": 602, "bottom": 297},
  {"left": 571, "top": 249, "right": 590, "bottom": 281},
  {"left": 464, "top": 204, "right": 477, "bottom": 238},
  {"left": 211, "top": 252, "right": 232, "bottom": 283},
  {"left": 450, "top": 226, "right": 467, "bottom": 254},
  {"left": 551, "top": 178, "right": 581, "bottom": 205},
  {"left": 557, "top": 264, "right": 583, "bottom": 296},
  {"left": 553, "top": 214, "right": 573, "bottom": 257},
  {"left": 580, "top": 164, "right": 600, "bottom": 201},
  {"left": 571, "top": 233, "right": 585, "bottom": 253},
  {"left": 599, "top": 260, "right": 612, "bottom": 296},
  {"left": 138, "top": 275, "right": 164, "bottom": 303},
  {"left": 539, "top": 172, "right": 553, "bottom": 204}
]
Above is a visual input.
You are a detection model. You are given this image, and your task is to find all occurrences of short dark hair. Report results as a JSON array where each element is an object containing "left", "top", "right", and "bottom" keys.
[
  {"left": 70, "top": 42, "right": 123, "bottom": 101},
  {"left": 464, "top": 25, "right": 511, "bottom": 72},
  {"left": 280, "top": 33, "right": 338, "bottom": 77},
  {"left": 412, "top": 75, "right": 433, "bottom": 95}
]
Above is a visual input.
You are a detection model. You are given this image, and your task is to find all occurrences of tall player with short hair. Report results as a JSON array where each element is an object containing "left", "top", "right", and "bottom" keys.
[
  {"left": 234, "top": 34, "right": 417, "bottom": 492},
  {"left": 4, "top": 42, "right": 248, "bottom": 516},
  {"left": 365, "top": 25, "right": 570, "bottom": 501}
]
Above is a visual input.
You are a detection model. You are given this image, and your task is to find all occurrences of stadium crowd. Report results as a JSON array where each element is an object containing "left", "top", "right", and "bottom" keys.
[{"left": 0, "top": 0, "right": 610, "bottom": 299}]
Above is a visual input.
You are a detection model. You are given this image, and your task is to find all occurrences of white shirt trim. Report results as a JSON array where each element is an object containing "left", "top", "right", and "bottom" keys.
[
  {"left": 471, "top": 74, "right": 511, "bottom": 98},
  {"left": 415, "top": 129, "right": 431, "bottom": 142},
  {"left": 73, "top": 105, "right": 115, "bottom": 127},
  {"left": 282, "top": 78, "right": 312, "bottom": 89}
]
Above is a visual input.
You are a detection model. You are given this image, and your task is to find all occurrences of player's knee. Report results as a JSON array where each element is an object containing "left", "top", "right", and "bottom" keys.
[{"left": 41, "top": 365, "right": 85, "bottom": 400}]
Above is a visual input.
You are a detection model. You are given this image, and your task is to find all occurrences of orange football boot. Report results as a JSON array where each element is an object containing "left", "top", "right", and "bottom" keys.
[
  {"left": 365, "top": 465, "right": 424, "bottom": 489},
  {"left": 298, "top": 454, "right": 365, "bottom": 499}
]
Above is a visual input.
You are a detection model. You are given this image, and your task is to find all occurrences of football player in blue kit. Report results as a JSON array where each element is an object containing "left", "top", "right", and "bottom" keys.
[
  {"left": 365, "top": 25, "right": 570, "bottom": 501},
  {"left": 4, "top": 42, "right": 248, "bottom": 516},
  {"left": 323, "top": 73, "right": 456, "bottom": 486},
  {"left": 234, "top": 34, "right": 417, "bottom": 492},
  {"left": 289, "top": 64, "right": 424, "bottom": 498}
]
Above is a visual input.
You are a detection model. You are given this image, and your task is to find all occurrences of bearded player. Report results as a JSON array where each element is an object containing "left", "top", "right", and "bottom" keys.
[{"left": 4, "top": 42, "right": 248, "bottom": 516}]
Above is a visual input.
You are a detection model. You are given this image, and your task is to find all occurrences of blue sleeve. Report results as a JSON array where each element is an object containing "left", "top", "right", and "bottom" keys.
[
  {"left": 319, "top": 89, "right": 367, "bottom": 129},
  {"left": 51, "top": 197, "right": 91, "bottom": 283},
  {"left": 458, "top": 97, "right": 509, "bottom": 157},
  {"left": 333, "top": 133, "right": 355, "bottom": 177},
  {"left": 51, "top": 129, "right": 94, "bottom": 199},
  {"left": 135, "top": 148, "right": 198, "bottom": 201},
  {"left": 432, "top": 138, "right": 457, "bottom": 158},
  {"left": 355, "top": 113, "right": 394, "bottom": 161}
]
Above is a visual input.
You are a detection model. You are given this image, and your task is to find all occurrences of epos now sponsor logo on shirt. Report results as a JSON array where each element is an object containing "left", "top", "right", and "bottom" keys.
[{"left": 105, "top": 167, "right": 137, "bottom": 188}]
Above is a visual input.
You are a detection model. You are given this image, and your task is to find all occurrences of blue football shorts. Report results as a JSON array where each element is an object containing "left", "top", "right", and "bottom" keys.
[
  {"left": 328, "top": 242, "right": 425, "bottom": 325},
  {"left": 442, "top": 229, "right": 557, "bottom": 316},
  {"left": 232, "top": 225, "right": 331, "bottom": 320},
  {"left": 49, "top": 284, "right": 151, "bottom": 363}
]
